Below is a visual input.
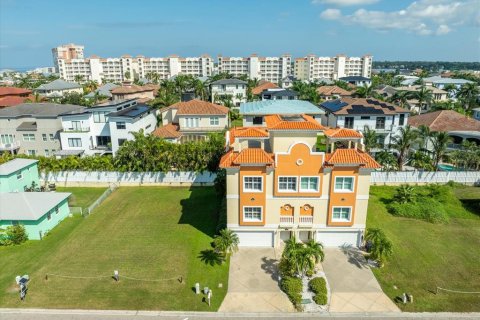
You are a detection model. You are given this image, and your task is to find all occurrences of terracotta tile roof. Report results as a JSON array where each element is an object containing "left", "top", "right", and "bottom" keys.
[
  {"left": 229, "top": 127, "right": 269, "bottom": 145},
  {"left": 0, "top": 87, "right": 32, "bottom": 96},
  {"left": 324, "top": 148, "right": 380, "bottom": 169},
  {"left": 265, "top": 114, "right": 326, "bottom": 131},
  {"left": 0, "top": 96, "right": 33, "bottom": 107},
  {"left": 166, "top": 99, "right": 229, "bottom": 115},
  {"left": 324, "top": 127, "right": 363, "bottom": 139},
  {"left": 252, "top": 82, "right": 279, "bottom": 95},
  {"left": 321, "top": 97, "right": 409, "bottom": 115},
  {"left": 316, "top": 85, "right": 351, "bottom": 96},
  {"left": 111, "top": 84, "right": 158, "bottom": 94},
  {"left": 219, "top": 148, "right": 274, "bottom": 168},
  {"left": 409, "top": 110, "right": 480, "bottom": 132},
  {"left": 152, "top": 124, "right": 182, "bottom": 139}
]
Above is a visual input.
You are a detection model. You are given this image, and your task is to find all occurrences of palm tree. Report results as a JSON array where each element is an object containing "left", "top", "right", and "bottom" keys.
[
  {"left": 443, "top": 83, "right": 457, "bottom": 98},
  {"left": 408, "top": 150, "right": 434, "bottom": 170},
  {"left": 415, "top": 85, "right": 433, "bottom": 114},
  {"left": 150, "top": 90, "right": 179, "bottom": 109},
  {"left": 393, "top": 185, "right": 417, "bottom": 204},
  {"left": 364, "top": 228, "right": 393, "bottom": 268},
  {"left": 389, "top": 90, "right": 411, "bottom": 109},
  {"left": 363, "top": 127, "right": 379, "bottom": 154},
  {"left": 192, "top": 78, "right": 207, "bottom": 100},
  {"left": 457, "top": 83, "right": 480, "bottom": 113},
  {"left": 74, "top": 74, "right": 85, "bottom": 83},
  {"left": 213, "top": 229, "right": 239, "bottom": 256},
  {"left": 391, "top": 125, "right": 418, "bottom": 170},
  {"left": 303, "top": 239, "right": 325, "bottom": 265},
  {"left": 417, "top": 124, "right": 431, "bottom": 151},
  {"left": 355, "top": 83, "right": 373, "bottom": 98},
  {"left": 375, "top": 150, "right": 398, "bottom": 171},
  {"left": 430, "top": 131, "right": 452, "bottom": 170},
  {"left": 124, "top": 71, "right": 131, "bottom": 81}
]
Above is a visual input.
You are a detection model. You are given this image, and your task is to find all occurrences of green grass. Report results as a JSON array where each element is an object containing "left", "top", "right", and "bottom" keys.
[
  {"left": 0, "top": 187, "right": 229, "bottom": 311},
  {"left": 367, "top": 185, "right": 480, "bottom": 312},
  {"left": 57, "top": 187, "right": 107, "bottom": 209}
]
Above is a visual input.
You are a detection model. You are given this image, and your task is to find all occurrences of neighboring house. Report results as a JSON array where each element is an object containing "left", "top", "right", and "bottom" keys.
[
  {"left": 378, "top": 85, "right": 449, "bottom": 113},
  {"left": 319, "top": 98, "right": 410, "bottom": 148},
  {"left": 240, "top": 100, "right": 324, "bottom": 127},
  {"left": 260, "top": 89, "right": 299, "bottom": 101},
  {"left": 84, "top": 83, "right": 119, "bottom": 99},
  {"left": 0, "top": 158, "right": 71, "bottom": 240},
  {"left": 155, "top": 99, "right": 229, "bottom": 142},
  {"left": 59, "top": 99, "right": 156, "bottom": 156},
  {"left": 210, "top": 79, "right": 247, "bottom": 107},
  {"left": 399, "top": 75, "right": 419, "bottom": 86},
  {"left": 110, "top": 84, "right": 159, "bottom": 102},
  {"left": 251, "top": 81, "right": 279, "bottom": 95},
  {"left": 0, "top": 159, "right": 39, "bottom": 192},
  {"left": 219, "top": 113, "right": 380, "bottom": 247},
  {"left": 35, "top": 79, "right": 83, "bottom": 98},
  {"left": 0, "top": 87, "right": 33, "bottom": 108},
  {"left": 409, "top": 110, "right": 480, "bottom": 150},
  {"left": 317, "top": 85, "right": 352, "bottom": 101},
  {"left": 0, "top": 103, "right": 84, "bottom": 156},
  {"left": 374, "top": 85, "right": 398, "bottom": 99},
  {"left": 339, "top": 76, "right": 372, "bottom": 87},
  {"left": 473, "top": 107, "right": 480, "bottom": 121},
  {"left": 281, "top": 75, "right": 296, "bottom": 88},
  {"left": 423, "top": 76, "right": 474, "bottom": 92}
]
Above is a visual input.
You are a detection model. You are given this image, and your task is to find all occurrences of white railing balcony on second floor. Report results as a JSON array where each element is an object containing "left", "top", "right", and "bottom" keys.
[
  {"left": 63, "top": 126, "right": 90, "bottom": 133},
  {"left": 280, "top": 216, "right": 294, "bottom": 226},
  {"left": 298, "top": 216, "right": 314, "bottom": 226},
  {"left": 0, "top": 141, "right": 20, "bottom": 151}
]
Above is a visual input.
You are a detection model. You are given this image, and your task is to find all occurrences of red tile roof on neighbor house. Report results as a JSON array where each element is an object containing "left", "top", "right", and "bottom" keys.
[
  {"left": 324, "top": 127, "right": 363, "bottom": 139},
  {"left": 0, "top": 96, "right": 33, "bottom": 107},
  {"left": 165, "top": 99, "right": 229, "bottom": 115},
  {"left": 252, "top": 81, "right": 279, "bottom": 95},
  {"left": 219, "top": 148, "right": 274, "bottom": 168},
  {"left": 152, "top": 124, "right": 182, "bottom": 139},
  {"left": 324, "top": 148, "right": 380, "bottom": 169},
  {"left": 0, "top": 87, "right": 32, "bottom": 97},
  {"left": 265, "top": 114, "right": 325, "bottom": 131},
  {"left": 316, "top": 85, "right": 351, "bottom": 96},
  {"left": 409, "top": 110, "right": 480, "bottom": 132},
  {"left": 229, "top": 127, "right": 269, "bottom": 145},
  {"left": 110, "top": 84, "right": 159, "bottom": 94}
]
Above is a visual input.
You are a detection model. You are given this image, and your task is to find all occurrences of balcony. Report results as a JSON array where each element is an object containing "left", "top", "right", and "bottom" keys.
[
  {"left": 0, "top": 141, "right": 20, "bottom": 151},
  {"left": 298, "top": 216, "right": 313, "bottom": 226},
  {"left": 280, "top": 216, "right": 294, "bottom": 226},
  {"left": 63, "top": 127, "right": 90, "bottom": 133}
]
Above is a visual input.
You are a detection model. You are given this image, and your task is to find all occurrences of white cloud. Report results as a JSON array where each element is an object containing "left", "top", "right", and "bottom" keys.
[
  {"left": 320, "top": 9, "right": 342, "bottom": 20},
  {"left": 318, "top": 0, "right": 478, "bottom": 36},
  {"left": 436, "top": 24, "right": 451, "bottom": 35},
  {"left": 312, "top": 0, "right": 378, "bottom": 6}
]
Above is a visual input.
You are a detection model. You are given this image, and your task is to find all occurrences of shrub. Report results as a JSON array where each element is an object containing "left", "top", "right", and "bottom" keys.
[
  {"left": 313, "top": 292, "right": 328, "bottom": 305},
  {"left": 0, "top": 225, "right": 28, "bottom": 246},
  {"left": 309, "top": 277, "right": 327, "bottom": 295},
  {"left": 388, "top": 198, "right": 448, "bottom": 223},
  {"left": 281, "top": 276, "right": 303, "bottom": 310},
  {"left": 279, "top": 257, "right": 296, "bottom": 278}
]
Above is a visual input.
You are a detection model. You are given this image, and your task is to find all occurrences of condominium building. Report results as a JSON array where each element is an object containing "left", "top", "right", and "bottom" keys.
[
  {"left": 217, "top": 54, "right": 292, "bottom": 83},
  {"left": 52, "top": 44, "right": 84, "bottom": 73},
  {"left": 294, "top": 54, "right": 372, "bottom": 82},
  {"left": 219, "top": 113, "right": 380, "bottom": 247}
]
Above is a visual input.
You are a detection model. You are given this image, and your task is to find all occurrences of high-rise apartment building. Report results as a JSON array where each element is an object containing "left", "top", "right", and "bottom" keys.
[
  {"left": 217, "top": 54, "right": 291, "bottom": 83},
  {"left": 294, "top": 54, "right": 372, "bottom": 82},
  {"left": 52, "top": 44, "right": 85, "bottom": 73}
]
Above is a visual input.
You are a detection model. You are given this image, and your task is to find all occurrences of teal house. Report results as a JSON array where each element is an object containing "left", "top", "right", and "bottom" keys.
[
  {"left": 0, "top": 159, "right": 40, "bottom": 192},
  {"left": 0, "top": 159, "right": 71, "bottom": 240}
]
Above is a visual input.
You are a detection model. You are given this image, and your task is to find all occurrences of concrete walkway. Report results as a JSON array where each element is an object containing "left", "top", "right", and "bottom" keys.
[
  {"left": 219, "top": 248, "right": 295, "bottom": 313},
  {"left": 322, "top": 247, "right": 400, "bottom": 313}
]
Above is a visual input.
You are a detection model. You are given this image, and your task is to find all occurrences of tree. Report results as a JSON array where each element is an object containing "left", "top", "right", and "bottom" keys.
[
  {"left": 282, "top": 236, "right": 325, "bottom": 276},
  {"left": 415, "top": 85, "right": 433, "bottom": 115},
  {"left": 149, "top": 90, "right": 179, "bottom": 109},
  {"left": 443, "top": 83, "right": 457, "bottom": 98},
  {"left": 0, "top": 225, "right": 28, "bottom": 245},
  {"left": 354, "top": 83, "right": 374, "bottom": 98},
  {"left": 363, "top": 127, "right": 379, "bottom": 154},
  {"left": 391, "top": 125, "right": 418, "bottom": 170},
  {"left": 408, "top": 150, "right": 434, "bottom": 171},
  {"left": 365, "top": 228, "right": 393, "bottom": 268},
  {"left": 393, "top": 184, "right": 417, "bottom": 204},
  {"left": 417, "top": 124, "right": 431, "bottom": 151},
  {"left": 74, "top": 74, "right": 85, "bottom": 83},
  {"left": 389, "top": 90, "right": 412, "bottom": 109},
  {"left": 430, "top": 131, "right": 452, "bottom": 170},
  {"left": 124, "top": 71, "right": 131, "bottom": 80},
  {"left": 375, "top": 150, "right": 398, "bottom": 171},
  {"left": 213, "top": 229, "right": 239, "bottom": 257},
  {"left": 457, "top": 83, "right": 480, "bottom": 113}
]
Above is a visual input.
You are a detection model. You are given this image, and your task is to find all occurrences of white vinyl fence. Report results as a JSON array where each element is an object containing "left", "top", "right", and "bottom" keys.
[
  {"left": 371, "top": 171, "right": 480, "bottom": 185},
  {"left": 41, "top": 171, "right": 217, "bottom": 187}
]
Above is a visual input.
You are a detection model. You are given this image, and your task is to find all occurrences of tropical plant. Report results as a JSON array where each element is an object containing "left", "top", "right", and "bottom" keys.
[
  {"left": 443, "top": 83, "right": 457, "bottom": 98},
  {"left": 213, "top": 229, "right": 239, "bottom": 256},
  {"left": 355, "top": 83, "right": 374, "bottom": 98},
  {"left": 417, "top": 124, "right": 431, "bottom": 151},
  {"left": 391, "top": 125, "right": 418, "bottom": 170},
  {"left": 282, "top": 236, "right": 324, "bottom": 277},
  {"left": 74, "top": 74, "right": 85, "bottom": 83},
  {"left": 408, "top": 150, "right": 434, "bottom": 171},
  {"left": 430, "top": 131, "right": 452, "bottom": 170},
  {"left": 393, "top": 184, "right": 417, "bottom": 204},
  {"left": 457, "top": 82, "right": 480, "bottom": 113},
  {"left": 364, "top": 228, "right": 393, "bottom": 268},
  {"left": 363, "top": 127, "right": 379, "bottom": 154},
  {"left": 415, "top": 85, "right": 433, "bottom": 114},
  {"left": 375, "top": 150, "right": 398, "bottom": 171},
  {"left": 124, "top": 71, "right": 131, "bottom": 80},
  {"left": 389, "top": 90, "right": 412, "bottom": 109}
]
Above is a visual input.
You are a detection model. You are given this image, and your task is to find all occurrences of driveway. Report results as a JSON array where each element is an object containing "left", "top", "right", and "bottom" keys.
[
  {"left": 219, "top": 248, "right": 295, "bottom": 313},
  {"left": 322, "top": 247, "right": 400, "bottom": 313}
]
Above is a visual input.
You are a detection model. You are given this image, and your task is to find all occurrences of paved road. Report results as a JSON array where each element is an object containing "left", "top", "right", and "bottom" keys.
[{"left": 1, "top": 309, "right": 480, "bottom": 320}]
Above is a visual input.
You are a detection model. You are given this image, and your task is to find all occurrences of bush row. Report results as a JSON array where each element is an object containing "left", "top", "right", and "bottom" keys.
[
  {"left": 309, "top": 277, "right": 328, "bottom": 306},
  {"left": 280, "top": 276, "right": 303, "bottom": 311}
]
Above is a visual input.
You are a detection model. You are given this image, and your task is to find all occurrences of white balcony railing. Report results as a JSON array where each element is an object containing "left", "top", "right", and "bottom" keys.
[
  {"left": 299, "top": 216, "right": 314, "bottom": 225},
  {"left": 280, "top": 216, "right": 294, "bottom": 225},
  {"left": 63, "top": 127, "right": 90, "bottom": 132},
  {"left": 0, "top": 141, "right": 21, "bottom": 150}
]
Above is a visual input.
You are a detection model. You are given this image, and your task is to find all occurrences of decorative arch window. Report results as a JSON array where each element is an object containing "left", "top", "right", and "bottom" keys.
[{"left": 301, "top": 204, "right": 314, "bottom": 216}]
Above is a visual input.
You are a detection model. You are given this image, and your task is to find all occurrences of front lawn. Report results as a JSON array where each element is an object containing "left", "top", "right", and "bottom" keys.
[
  {"left": 57, "top": 187, "right": 107, "bottom": 209},
  {"left": 0, "top": 187, "right": 229, "bottom": 311},
  {"left": 367, "top": 185, "right": 480, "bottom": 312}
]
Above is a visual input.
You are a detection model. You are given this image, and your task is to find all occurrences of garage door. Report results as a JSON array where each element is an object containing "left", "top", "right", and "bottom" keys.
[
  {"left": 316, "top": 231, "right": 360, "bottom": 247},
  {"left": 236, "top": 231, "right": 274, "bottom": 247}
]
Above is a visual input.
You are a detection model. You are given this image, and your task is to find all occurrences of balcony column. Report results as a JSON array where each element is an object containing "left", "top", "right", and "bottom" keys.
[
  {"left": 330, "top": 142, "right": 335, "bottom": 152},
  {"left": 348, "top": 140, "right": 352, "bottom": 148}
]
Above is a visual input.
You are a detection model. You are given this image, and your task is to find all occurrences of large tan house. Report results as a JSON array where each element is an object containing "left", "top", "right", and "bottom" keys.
[
  {"left": 219, "top": 114, "right": 380, "bottom": 247},
  {"left": 154, "top": 99, "right": 229, "bottom": 142}
]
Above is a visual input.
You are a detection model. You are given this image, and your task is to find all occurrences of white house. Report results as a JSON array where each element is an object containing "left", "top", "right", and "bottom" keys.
[
  {"left": 59, "top": 99, "right": 156, "bottom": 156},
  {"left": 35, "top": 79, "right": 83, "bottom": 98},
  {"left": 339, "top": 76, "right": 372, "bottom": 87},
  {"left": 319, "top": 98, "right": 410, "bottom": 149},
  {"left": 210, "top": 79, "right": 247, "bottom": 107}
]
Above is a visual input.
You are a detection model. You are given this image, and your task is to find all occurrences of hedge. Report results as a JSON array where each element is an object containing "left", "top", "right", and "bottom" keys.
[
  {"left": 309, "top": 276, "right": 328, "bottom": 306},
  {"left": 280, "top": 276, "right": 303, "bottom": 310}
]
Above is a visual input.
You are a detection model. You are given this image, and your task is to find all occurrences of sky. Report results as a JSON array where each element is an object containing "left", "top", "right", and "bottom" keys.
[{"left": 0, "top": 0, "right": 479, "bottom": 69}]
